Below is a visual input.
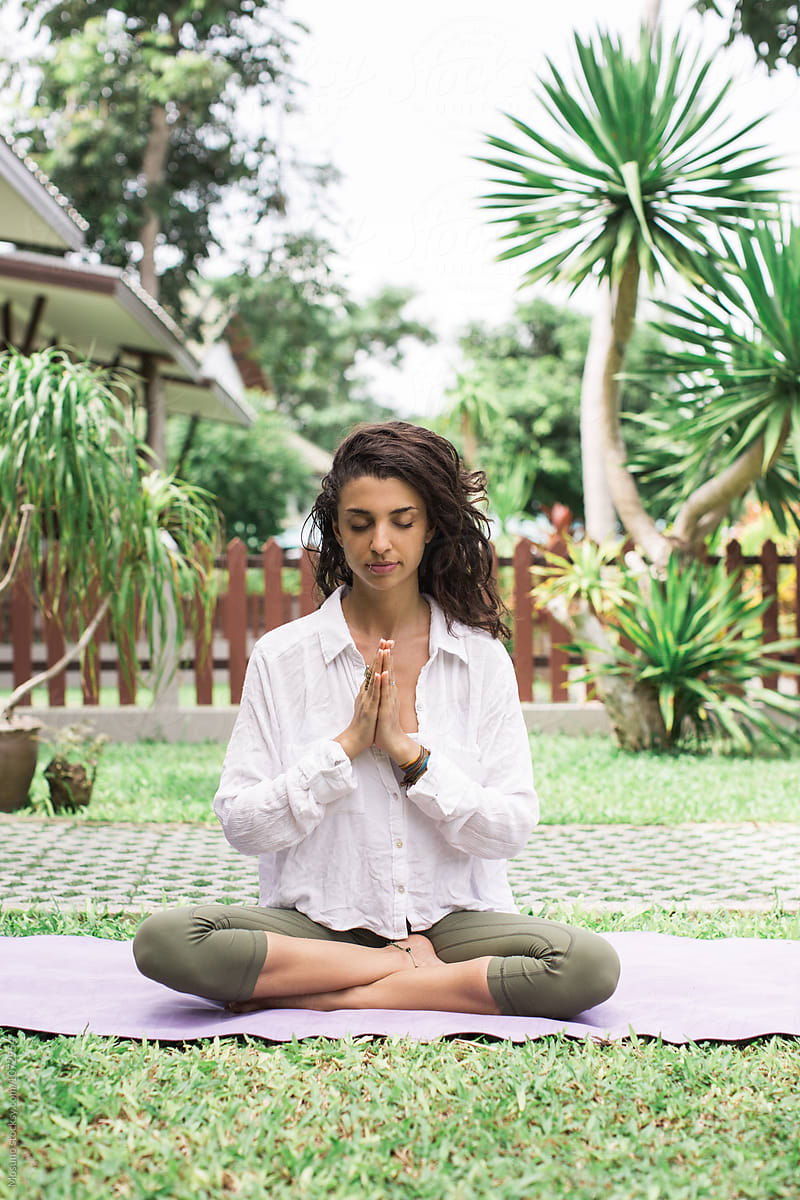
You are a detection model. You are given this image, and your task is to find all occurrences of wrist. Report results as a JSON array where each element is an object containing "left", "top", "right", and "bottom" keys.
[
  {"left": 334, "top": 731, "right": 362, "bottom": 761},
  {"left": 388, "top": 735, "right": 420, "bottom": 768}
]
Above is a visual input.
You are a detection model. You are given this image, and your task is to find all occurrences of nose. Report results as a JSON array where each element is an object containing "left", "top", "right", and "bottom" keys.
[{"left": 370, "top": 522, "right": 392, "bottom": 555}]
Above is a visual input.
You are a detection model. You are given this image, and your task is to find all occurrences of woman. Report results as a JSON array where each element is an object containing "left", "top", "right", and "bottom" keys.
[{"left": 134, "top": 422, "right": 620, "bottom": 1018}]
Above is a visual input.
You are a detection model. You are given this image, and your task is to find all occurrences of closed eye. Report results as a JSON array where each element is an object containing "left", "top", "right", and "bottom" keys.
[{"left": 349, "top": 522, "right": 414, "bottom": 531}]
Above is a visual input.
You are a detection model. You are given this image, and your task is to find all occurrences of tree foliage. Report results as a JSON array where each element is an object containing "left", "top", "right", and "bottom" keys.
[
  {"left": 11, "top": 0, "right": 322, "bottom": 316},
  {"left": 480, "top": 25, "right": 782, "bottom": 566},
  {"left": 170, "top": 402, "right": 313, "bottom": 552},
  {"left": 695, "top": 0, "right": 800, "bottom": 72},
  {"left": 213, "top": 233, "right": 437, "bottom": 450},
  {"left": 480, "top": 27, "right": 777, "bottom": 293},
  {"left": 479, "top": 27, "right": 797, "bottom": 751},
  {"left": 627, "top": 212, "right": 800, "bottom": 544},
  {"left": 443, "top": 298, "right": 666, "bottom": 521}
]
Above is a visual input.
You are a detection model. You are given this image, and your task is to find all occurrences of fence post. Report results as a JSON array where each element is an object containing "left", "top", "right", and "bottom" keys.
[
  {"left": 299, "top": 549, "right": 315, "bottom": 617},
  {"left": 725, "top": 538, "right": 743, "bottom": 581},
  {"left": 226, "top": 538, "right": 248, "bottom": 705},
  {"left": 761, "top": 540, "right": 779, "bottom": 691},
  {"left": 512, "top": 539, "right": 533, "bottom": 702},
  {"left": 545, "top": 537, "right": 570, "bottom": 702},
  {"left": 10, "top": 553, "right": 33, "bottom": 706},
  {"left": 548, "top": 613, "right": 570, "bottom": 702},
  {"left": 194, "top": 590, "right": 214, "bottom": 706},
  {"left": 262, "top": 539, "right": 284, "bottom": 633}
]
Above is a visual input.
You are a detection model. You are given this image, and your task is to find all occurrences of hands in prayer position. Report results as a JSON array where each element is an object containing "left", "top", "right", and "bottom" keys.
[{"left": 335, "top": 640, "right": 417, "bottom": 767}]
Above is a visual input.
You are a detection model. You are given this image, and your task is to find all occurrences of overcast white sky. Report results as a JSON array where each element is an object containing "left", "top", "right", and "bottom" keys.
[
  {"left": 279, "top": 0, "right": 800, "bottom": 415},
  {"left": 1, "top": 0, "right": 798, "bottom": 417}
]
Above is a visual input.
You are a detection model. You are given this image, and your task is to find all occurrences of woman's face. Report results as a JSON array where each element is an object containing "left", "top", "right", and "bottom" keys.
[{"left": 333, "top": 474, "right": 434, "bottom": 596}]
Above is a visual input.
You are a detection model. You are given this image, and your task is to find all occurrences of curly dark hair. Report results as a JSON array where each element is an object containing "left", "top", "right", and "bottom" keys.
[{"left": 304, "top": 421, "right": 509, "bottom": 639}]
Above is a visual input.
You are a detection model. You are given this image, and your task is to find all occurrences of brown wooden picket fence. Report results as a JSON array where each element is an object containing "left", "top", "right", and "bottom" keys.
[{"left": 1, "top": 537, "right": 799, "bottom": 708}]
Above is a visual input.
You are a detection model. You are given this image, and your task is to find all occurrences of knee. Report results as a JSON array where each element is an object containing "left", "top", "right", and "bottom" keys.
[
  {"left": 133, "top": 904, "right": 264, "bottom": 1001},
  {"left": 487, "top": 925, "right": 620, "bottom": 1019},
  {"left": 133, "top": 909, "right": 185, "bottom": 985},
  {"left": 569, "top": 929, "right": 620, "bottom": 1012}
]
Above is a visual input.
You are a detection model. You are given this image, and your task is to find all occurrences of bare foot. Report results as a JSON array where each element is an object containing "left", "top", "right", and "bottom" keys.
[
  {"left": 226, "top": 997, "right": 270, "bottom": 1014},
  {"left": 391, "top": 934, "right": 443, "bottom": 969}
]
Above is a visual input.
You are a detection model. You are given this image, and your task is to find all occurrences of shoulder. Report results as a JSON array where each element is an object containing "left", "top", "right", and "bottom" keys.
[
  {"left": 248, "top": 586, "right": 348, "bottom": 671},
  {"left": 431, "top": 600, "right": 511, "bottom": 669},
  {"left": 249, "top": 604, "right": 327, "bottom": 669}
]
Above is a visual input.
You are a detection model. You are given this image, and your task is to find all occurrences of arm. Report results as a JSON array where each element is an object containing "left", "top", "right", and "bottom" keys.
[
  {"left": 377, "top": 640, "right": 538, "bottom": 860},
  {"left": 213, "top": 644, "right": 357, "bottom": 856}
]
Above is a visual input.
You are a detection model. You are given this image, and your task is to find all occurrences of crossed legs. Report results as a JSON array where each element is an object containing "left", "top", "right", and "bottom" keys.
[{"left": 133, "top": 904, "right": 619, "bottom": 1019}]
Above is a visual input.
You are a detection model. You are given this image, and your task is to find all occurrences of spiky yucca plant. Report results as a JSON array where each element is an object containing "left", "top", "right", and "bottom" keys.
[{"left": 585, "top": 555, "right": 800, "bottom": 752}]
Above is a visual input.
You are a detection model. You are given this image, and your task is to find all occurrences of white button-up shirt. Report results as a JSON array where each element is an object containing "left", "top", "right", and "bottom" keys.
[{"left": 213, "top": 586, "right": 539, "bottom": 939}]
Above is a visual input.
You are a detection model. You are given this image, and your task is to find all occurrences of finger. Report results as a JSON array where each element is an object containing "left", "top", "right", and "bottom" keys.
[{"left": 363, "top": 645, "right": 382, "bottom": 692}]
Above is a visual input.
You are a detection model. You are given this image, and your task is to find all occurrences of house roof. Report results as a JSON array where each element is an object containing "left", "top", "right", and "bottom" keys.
[
  {"left": 0, "top": 251, "right": 255, "bottom": 426},
  {"left": 0, "top": 137, "right": 87, "bottom": 253}
]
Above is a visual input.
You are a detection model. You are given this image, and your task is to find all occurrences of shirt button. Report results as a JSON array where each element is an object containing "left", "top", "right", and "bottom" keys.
[
  {"left": 397, "top": 885, "right": 405, "bottom": 894},
  {"left": 395, "top": 839, "right": 403, "bottom": 848}
]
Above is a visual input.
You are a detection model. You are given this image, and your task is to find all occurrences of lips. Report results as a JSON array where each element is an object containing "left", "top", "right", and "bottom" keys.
[{"left": 368, "top": 562, "right": 398, "bottom": 574}]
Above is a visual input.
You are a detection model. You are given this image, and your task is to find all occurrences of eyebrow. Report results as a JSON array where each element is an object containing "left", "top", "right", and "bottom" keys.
[{"left": 344, "top": 506, "right": 419, "bottom": 516}]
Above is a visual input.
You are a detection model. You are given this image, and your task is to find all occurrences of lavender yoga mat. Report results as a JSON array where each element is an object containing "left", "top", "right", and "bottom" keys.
[{"left": 1, "top": 933, "right": 798, "bottom": 1044}]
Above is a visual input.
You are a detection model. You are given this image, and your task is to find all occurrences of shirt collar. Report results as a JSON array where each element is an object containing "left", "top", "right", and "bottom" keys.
[
  {"left": 426, "top": 593, "right": 469, "bottom": 662},
  {"left": 318, "top": 585, "right": 469, "bottom": 665},
  {"left": 317, "top": 586, "right": 355, "bottom": 665}
]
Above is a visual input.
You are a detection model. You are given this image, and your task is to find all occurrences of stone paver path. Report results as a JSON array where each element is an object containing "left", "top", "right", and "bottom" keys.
[{"left": 2, "top": 817, "right": 798, "bottom": 913}]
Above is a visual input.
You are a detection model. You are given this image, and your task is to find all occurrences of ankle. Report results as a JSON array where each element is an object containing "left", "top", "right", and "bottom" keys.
[{"left": 387, "top": 943, "right": 419, "bottom": 970}]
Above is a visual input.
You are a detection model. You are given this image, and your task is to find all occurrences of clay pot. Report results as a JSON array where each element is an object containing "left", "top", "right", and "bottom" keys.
[{"left": 0, "top": 718, "right": 41, "bottom": 812}]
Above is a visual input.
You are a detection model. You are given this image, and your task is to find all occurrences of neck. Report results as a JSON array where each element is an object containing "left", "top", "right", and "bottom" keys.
[{"left": 343, "top": 579, "right": 428, "bottom": 641}]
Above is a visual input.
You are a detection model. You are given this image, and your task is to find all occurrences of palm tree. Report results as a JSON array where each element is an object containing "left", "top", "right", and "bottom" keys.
[
  {"left": 442, "top": 371, "right": 507, "bottom": 470},
  {"left": 480, "top": 25, "right": 780, "bottom": 567},
  {"left": 641, "top": 213, "right": 800, "bottom": 552}
]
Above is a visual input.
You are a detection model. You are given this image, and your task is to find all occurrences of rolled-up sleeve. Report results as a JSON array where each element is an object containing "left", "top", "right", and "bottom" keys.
[
  {"left": 406, "top": 644, "right": 538, "bottom": 859},
  {"left": 213, "top": 648, "right": 356, "bottom": 855}
]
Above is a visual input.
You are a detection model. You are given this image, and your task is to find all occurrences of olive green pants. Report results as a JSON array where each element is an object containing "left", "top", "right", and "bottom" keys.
[{"left": 133, "top": 904, "right": 619, "bottom": 1019}]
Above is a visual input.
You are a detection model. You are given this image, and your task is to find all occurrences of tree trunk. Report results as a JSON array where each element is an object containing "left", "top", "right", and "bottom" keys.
[
  {"left": 548, "top": 594, "right": 669, "bottom": 751},
  {"left": 139, "top": 103, "right": 169, "bottom": 301},
  {"left": 0, "top": 505, "right": 34, "bottom": 599},
  {"left": 579, "top": 0, "right": 661, "bottom": 545},
  {"left": 580, "top": 283, "right": 617, "bottom": 541},
  {"left": 142, "top": 354, "right": 166, "bottom": 469},
  {"left": 643, "top": 0, "right": 663, "bottom": 32},
  {"left": 601, "top": 249, "right": 671, "bottom": 568},
  {"left": 139, "top": 103, "right": 170, "bottom": 463},
  {"left": 597, "top": 675, "right": 668, "bottom": 751},
  {"left": 673, "top": 416, "right": 791, "bottom": 554}
]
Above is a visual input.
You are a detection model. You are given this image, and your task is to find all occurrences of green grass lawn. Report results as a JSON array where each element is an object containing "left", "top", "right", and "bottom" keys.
[
  {"left": 5, "top": 739, "right": 799, "bottom": 1198},
  {"left": 2, "top": 907, "right": 798, "bottom": 1200},
  {"left": 17, "top": 733, "right": 800, "bottom": 824}
]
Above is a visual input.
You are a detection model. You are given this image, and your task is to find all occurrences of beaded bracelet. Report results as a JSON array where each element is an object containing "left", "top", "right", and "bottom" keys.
[{"left": 400, "top": 745, "right": 430, "bottom": 788}]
